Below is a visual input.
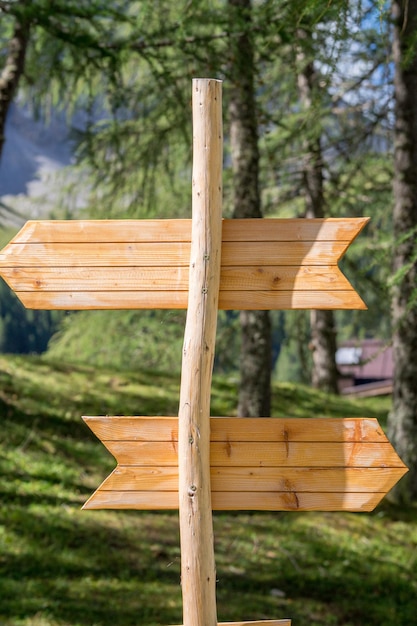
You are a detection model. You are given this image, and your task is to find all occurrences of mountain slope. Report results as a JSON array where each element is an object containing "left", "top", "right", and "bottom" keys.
[{"left": 0, "top": 104, "right": 72, "bottom": 198}]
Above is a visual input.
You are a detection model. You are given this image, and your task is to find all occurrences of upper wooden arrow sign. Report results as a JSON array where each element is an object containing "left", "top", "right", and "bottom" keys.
[
  {"left": 0, "top": 217, "right": 368, "bottom": 310},
  {"left": 82, "top": 416, "right": 408, "bottom": 512}
]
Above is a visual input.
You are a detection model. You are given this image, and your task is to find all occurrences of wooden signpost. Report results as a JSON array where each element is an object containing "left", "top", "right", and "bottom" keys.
[{"left": 0, "top": 79, "right": 407, "bottom": 626}]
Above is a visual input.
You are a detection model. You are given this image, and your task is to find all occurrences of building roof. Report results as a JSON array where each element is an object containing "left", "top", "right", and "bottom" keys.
[{"left": 336, "top": 339, "right": 393, "bottom": 381}]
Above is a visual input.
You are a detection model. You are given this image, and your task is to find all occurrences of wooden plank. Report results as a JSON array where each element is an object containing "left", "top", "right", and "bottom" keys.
[
  {"left": 6, "top": 217, "right": 367, "bottom": 244},
  {"left": 222, "top": 241, "right": 350, "bottom": 266},
  {"left": 210, "top": 416, "right": 388, "bottom": 443},
  {"left": 220, "top": 265, "right": 353, "bottom": 291},
  {"left": 12, "top": 290, "right": 188, "bottom": 310},
  {"left": 0, "top": 242, "right": 192, "bottom": 267},
  {"left": 82, "top": 417, "right": 391, "bottom": 444},
  {"left": 102, "top": 440, "right": 406, "bottom": 468},
  {"left": 10, "top": 289, "right": 367, "bottom": 310},
  {"left": 221, "top": 217, "right": 369, "bottom": 242},
  {"left": 97, "top": 466, "right": 406, "bottom": 495},
  {"left": 0, "top": 264, "right": 353, "bottom": 292},
  {"left": 0, "top": 266, "right": 190, "bottom": 291},
  {"left": 8, "top": 219, "right": 192, "bottom": 244},
  {"left": 215, "top": 491, "right": 384, "bottom": 511},
  {"left": 0, "top": 240, "right": 350, "bottom": 268},
  {"left": 82, "top": 489, "right": 386, "bottom": 512},
  {"left": 218, "top": 291, "right": 366, "bottom": 311}
]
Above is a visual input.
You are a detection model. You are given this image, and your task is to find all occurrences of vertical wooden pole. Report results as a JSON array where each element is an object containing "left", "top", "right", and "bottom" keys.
[{"left": 178, "top": 78, "right": 223, "bottom": 626}]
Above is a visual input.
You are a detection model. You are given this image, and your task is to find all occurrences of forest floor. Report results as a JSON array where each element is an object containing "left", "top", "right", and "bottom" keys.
[{"left": 0, "top": 354, "right": 416, "bottom": 626}]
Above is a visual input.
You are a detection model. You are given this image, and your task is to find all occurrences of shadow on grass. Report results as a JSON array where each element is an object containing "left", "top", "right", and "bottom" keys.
[
  {"left": 2, "top": 504, "right": 415, "bottom": 626},
  {"left": 272, "top": 382, "right": 391, "bottom": 424},
  {"left": 214, "top": 510, "right": 417, "bottom": 626},
  {"left": 0, "top": 505, "right": 182, "bottom": 626}
]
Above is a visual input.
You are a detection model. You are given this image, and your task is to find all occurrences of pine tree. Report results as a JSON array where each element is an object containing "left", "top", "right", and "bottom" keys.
[{"left": 387, "top": 0, "right": 417, "bottom": 503}]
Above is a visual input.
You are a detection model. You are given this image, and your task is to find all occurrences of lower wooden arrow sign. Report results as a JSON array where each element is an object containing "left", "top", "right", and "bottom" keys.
[
  {"left": 82, "top": 416, "right": 407, "bottom": 512},
  {"left": 0, "top": 217, "right": 368, "bottom": 311}
]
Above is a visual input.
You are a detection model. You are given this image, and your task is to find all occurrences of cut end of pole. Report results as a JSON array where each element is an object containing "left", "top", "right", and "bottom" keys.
[{"left": 193, "top": 77, "right": 223, "bottom": 83}]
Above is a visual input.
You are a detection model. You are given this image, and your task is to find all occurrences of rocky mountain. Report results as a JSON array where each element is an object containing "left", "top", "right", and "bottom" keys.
[
  {"left": 0, "top": 104, "right": 75, "bottom": 222},
  {"left": 0, "top": 104, "right": 73, "bottom": 195}
]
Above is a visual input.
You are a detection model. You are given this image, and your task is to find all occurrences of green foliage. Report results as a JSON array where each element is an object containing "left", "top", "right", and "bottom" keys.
[
  {"left": 46, "top": 310, "right": 186, "bottom": 374},
  {"left": 0, "top": 279, "right": 60, "bottom": 354},
  {"left": 46, "top": 310, "right": 244, "bottom": 377},
  {"left": 387, "top": 225, "right": 417, "bottom": 316},
  {"left": 274, "top": 311, "right": 312, "bottom": 384},
  {"left": 0, "top": 354, "right": 415, "bottom": 626},
  {"left": 0, "top": 230, "right": 62, "bottom": 355},
  {"left": 4, "top": 0, "right": 132, "bottom": 112},
  {"left": 334, "top": 155, "right": 394, "bottom": 342},
  {"left": 0, "top": 0, "right": 399, "bottom": 381}
]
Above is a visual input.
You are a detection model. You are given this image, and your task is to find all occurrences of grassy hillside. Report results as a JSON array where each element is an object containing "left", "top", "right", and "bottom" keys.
[{"left": 0, "top": 354, "right": 415, "bottom": 626}]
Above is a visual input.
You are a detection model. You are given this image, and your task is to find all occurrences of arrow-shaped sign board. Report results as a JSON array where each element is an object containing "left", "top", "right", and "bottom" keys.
[
  {"left": 82, "top": 416, "right": 407, "bottom": 512},
  {"left": 0, "top": 217, "right": 368, "bottom": 311}
]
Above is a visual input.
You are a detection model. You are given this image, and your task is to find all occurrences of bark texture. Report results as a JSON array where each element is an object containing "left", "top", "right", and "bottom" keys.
[
  {"left": 0, "top": 14, "right": 30, "bottom": 161},
  {"left": 297, "top": 40, "right": 339, "bottom": 394},
  {"left": 228, "top": 0, "right": 271, "bottom": 417},
  {"left": 387, "top": 0, "right": 417, "bottom": 503}
]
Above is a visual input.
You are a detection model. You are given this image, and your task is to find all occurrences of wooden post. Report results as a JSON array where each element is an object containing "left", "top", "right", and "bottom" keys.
[{"left": 178, "top": 78, "right": 222, "bottom": 626}]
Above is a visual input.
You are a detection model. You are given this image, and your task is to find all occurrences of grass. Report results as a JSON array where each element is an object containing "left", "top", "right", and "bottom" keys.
[{"left": 0, "top": 354, "right": 416, "bottom": 626}]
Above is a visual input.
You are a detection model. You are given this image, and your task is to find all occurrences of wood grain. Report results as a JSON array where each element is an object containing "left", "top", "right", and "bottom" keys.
[
  {"left": 0, "top": 218, "right": 369, "bottom": 311},
  {"left": 82, "top": 416, "right": 390, "bottom": 443},
  {"left": 9, "top": 289, "right": 367, "bottom": 310},
  {"left": 100, "top": 440, "right": 406, "bottom": 468},
  {"left": 177, "top": 77, "right": 222, "bottom": 626},
  {"left": 97, "top": 466, "right": 405, "bottom": 495},
  {"left": 222, "top": 217, "right": 368, "bottom": 242},
  {"left": 82, "top": 489, "right": 386, "bottom": 512},
  {"left": 82, "top": 416, "right": 408, "bottom": 512},
  {"left": 6, "top": 217, "right": 368, "bottom": 244},
  {"left": 1, "top": 264, "right": 352, "bottom": 291},
  {"left": 0, "top": 242, "right": 192, "bottom": 267},
  {"left": 0, "top": 240, "right": 354, "bottom": 267}
]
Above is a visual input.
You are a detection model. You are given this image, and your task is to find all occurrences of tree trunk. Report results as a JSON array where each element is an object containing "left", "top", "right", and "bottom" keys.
[
  {"left": 309, "top": 310, "right": 338, "bottom": 392},
  {"left": 387, "top": 0, "right": 417, "bottom": 504},
  {"left": 296, "top": 38, "right": 339, "bottom": 395},
  {"left": 0, "top": 15, "right": 30, "bottom": 161},
  {"left": 228, "top": 0, "right": 271, "bottom": 417}
]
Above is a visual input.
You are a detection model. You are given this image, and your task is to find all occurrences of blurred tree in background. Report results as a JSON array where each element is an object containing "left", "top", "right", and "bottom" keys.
[{"left": 387, "top": 0, "right": 417, "bottom": 504}]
